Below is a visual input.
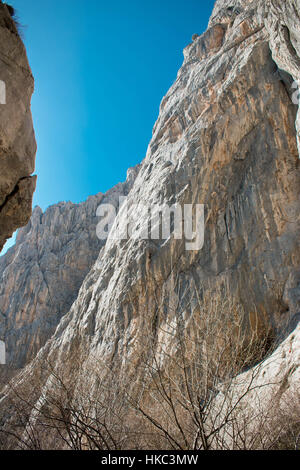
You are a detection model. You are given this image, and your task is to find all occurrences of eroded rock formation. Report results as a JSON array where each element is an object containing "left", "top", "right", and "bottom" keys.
[
  {"left": 0, "top": 1, "right": 37, "bottom": 252},
  {"left": 0, "top": 0, "right": 299, "bottom": 449},
  {"left": 0, "top": 166, "right": 139, "bottom": 375},
  {"left": 33, "top": 0, "right": 298, "bottom": 368}
]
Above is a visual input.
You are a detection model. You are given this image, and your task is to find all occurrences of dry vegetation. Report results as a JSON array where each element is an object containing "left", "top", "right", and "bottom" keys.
[{"left": 0, "top": 281, "right": 299, "bottom": 450}]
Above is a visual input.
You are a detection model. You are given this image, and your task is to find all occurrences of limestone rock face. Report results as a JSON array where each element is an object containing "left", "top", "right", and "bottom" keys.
[
  {"left": 0, "top": 167, "right": 139, "bottom": 373},
  {"left": 38, "top": 0, "right": 299, "bottom": 366},
  {"left": 0, "top": 0, "right": 300, "bottom": 444},
  {"left": 210, "top": 322, "right": 300, "bottom": 449},
  {"left": 0, "top": 1, "right": 37, "bottom": 251}
]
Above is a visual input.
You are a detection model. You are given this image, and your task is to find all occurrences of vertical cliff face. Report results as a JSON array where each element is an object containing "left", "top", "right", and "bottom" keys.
[
  {"left": 0, "top": 0, "right": 299, "bottom": 447},
  {"left": 0, "top": 166, "right": 139, "bottom": 375},
  {"left": 44, "top": 0, "right": 298, "bottom": 366},
  {"left": 0, "top": 1, "right": 37, "bottom": 252}
]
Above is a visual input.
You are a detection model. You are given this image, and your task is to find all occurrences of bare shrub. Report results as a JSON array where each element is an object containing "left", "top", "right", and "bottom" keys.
[
  {"left": 0, "top": 276, "right": 297, "bottom": 450},
  {"left": 0, "top": 356, "right": 135, "bottom": 450},
  {"left": 126, "top": 278, "right": 280, "bottom": 450}
]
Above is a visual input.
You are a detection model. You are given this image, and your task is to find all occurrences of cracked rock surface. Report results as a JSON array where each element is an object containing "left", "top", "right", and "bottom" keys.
[
  {"left": 0, "top": 166, "right": 139, "bottom": 375},
  {"left": 0, "top": 0, "right": 299, "bottom": 443},
  {"left": 0, "top": 1, "right": 37, "bottom": 252}
]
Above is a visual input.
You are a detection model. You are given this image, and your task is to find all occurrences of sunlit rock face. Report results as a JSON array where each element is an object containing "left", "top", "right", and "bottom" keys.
[
  {"left": 0, "top": 0, "right": 299, "bottom": 445},
  {"left": 0, "top": 166, "right": 139, "bottom": 375},
  {"left": 0, "top": 1, "right": 37, "bottom": 252},
  {"left": 42, "top": 0, "right": 298, "bottom": 364}
]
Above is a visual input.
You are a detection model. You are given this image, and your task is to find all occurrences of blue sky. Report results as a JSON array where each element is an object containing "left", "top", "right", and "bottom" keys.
[{"left": 2, "top": 0, "right": 215, "bottom": 252}]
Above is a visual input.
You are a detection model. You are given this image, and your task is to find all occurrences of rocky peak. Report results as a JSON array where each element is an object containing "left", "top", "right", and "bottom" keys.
[{"left": 209, "top": 0, "right": 256, "bottom": 26}]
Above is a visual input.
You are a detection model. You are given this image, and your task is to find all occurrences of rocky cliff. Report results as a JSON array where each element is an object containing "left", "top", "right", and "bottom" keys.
[
  {"left": 0, "top": 166, "right": 139, "bottom": 376},
  {"left": 0, "top": 0, "right": 299, "bottom": 449},
  {"left": 0, "top": 1, "right": 37, "bottom": 252},
  {"left": 28, "top": 0, "right": 298, "bottom": 365},
  {"left": 208, "top": 321, "right": 300, "bottom": 449}
]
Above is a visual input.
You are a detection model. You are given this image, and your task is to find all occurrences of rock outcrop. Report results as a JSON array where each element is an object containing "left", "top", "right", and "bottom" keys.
[
  {"left": 0, "top": 1, "right": 37, "bottom": 252},
  {"left": 0, "top": 0, "right": 299, "bottom": 449},
  {"left": 209, "top": 322, "right": 300, "bottom": 449},
  {"left": 0, "top": 166, "right": 139, "bottom": 375}
]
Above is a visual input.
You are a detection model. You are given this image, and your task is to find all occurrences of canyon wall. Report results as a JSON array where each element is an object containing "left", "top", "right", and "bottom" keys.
[
  {"left": 0, "top": 1, "right": 37, "bottom": 252},
  {"left": 0, "top": 0, "right": 299, "bottom": 448},
  {"left": 0, "top": 166, "right": 139, "bottom": 376}
]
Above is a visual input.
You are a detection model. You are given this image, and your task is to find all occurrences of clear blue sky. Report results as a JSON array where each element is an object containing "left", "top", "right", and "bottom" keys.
[{"left": 2, "top": 0, "right": 215, "bottom": 252}]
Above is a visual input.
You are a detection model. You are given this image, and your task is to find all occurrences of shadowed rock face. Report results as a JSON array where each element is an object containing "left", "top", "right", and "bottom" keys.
[
  {"left": 0, "top": 0, "right": 299, "bottom": 446},
  {"left": 0, "top": 1, "right": 37, "bottom": 252},
  {"left": 0, "top": 166, "right": 139, "bottom": 375}
]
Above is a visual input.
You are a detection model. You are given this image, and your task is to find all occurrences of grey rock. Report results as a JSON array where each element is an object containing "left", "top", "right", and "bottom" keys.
[
  {"left": 0, "top": 0, "right": 300, "bottom": 446},
  {"left": 0, "top": 1, "right": 37, "bottom": 251},
  {"left": 0, "top": 166, "right": 139, "bottom": 375},
  {"left": 210, "top": 322, "right": 300, "bottom": 449}
]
